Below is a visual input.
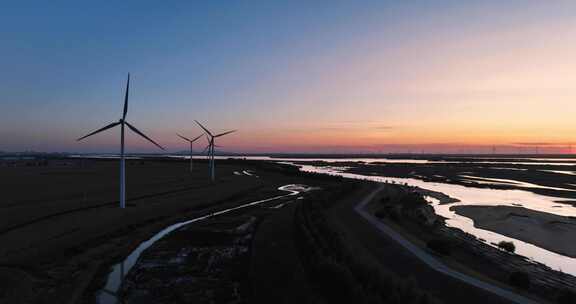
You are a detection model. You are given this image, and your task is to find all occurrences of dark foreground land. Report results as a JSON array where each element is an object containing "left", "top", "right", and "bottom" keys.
[
  {"left": 116, "top": 177, "right": 450, "bottom": 304},
  {"left": 0, "top": 158, "right": 338, "bottom": 303},
  {"left": 1, "top": 157, "right": 573, "bottom": 304},
  {"left": 368, "top": 184, "right": 576, "bottom": 303}
]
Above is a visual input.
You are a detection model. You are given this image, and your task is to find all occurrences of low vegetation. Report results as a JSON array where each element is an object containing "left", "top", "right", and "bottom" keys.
[
  {"left": 369, "top": 183, "right": 575, "bottom": 303},
  {"left": 294, "top": 184, "right": 441, "bottom": 304},
  {"left": 374, "top": 186, "right": 439, "bottom": 227},
  {"left": 556, "top": 289, "right": 576, "bottom": 304},
  {"left": 427, "top": 239, "right": 452, "bottom": 256},
  {"left": 120, "top": 216, "right": 256, "bottom": 303},
  {"left": 497, "top": 241, "right": 516, "bottom": 253},
  {"left": 508, "top": 271, "right": 531, "bottom": 290}
]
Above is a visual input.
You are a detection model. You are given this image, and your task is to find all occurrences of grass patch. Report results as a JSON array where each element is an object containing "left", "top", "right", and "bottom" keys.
[
  {"left": 427, "top": 239, "right": 452, "bottom": 256},
  {"left": 294, "top": 184, "right": 442, "bottom": 304},
  {"left": 556, "top": 289, "right": 576, "bottom": 304},
  {"left": 508, "top": 271, "right": 530, "bottom": 290}
]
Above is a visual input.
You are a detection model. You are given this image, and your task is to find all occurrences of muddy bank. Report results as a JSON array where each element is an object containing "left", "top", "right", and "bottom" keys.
[
  {"left": 452, "top": 205, "right": 576, "bottom": 258},
  {"left": 0, "top": 158, "right": 339, "bottom": 304},
  {"left": 368, "top": 184, "right": 576, "bottom": 302},
  {"left": 303, "top": 159, "right": 576, "bottom": 202},
  {"left": 120, "top": 216, "right": 257, "bottom": 304},
  {"left": 116, "top": 185, "right": 317, "bottom": 304}
]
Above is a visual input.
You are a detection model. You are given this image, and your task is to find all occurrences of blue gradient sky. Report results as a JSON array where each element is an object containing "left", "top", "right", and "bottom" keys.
[{"left": 2, "top": 1, "right": 576, "bottom": 153}]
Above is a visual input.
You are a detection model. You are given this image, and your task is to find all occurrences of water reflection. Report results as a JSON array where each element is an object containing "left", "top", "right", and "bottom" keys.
[
  {"left": 295, "top": 164, "right": 576, "bottom": 276},
  {"left": 459, "top": 175, "right": 576, "bottom": 192},
  {"left": 97, "top": 261, "right": 124, "bottom": 304},
  {"left": 78, "top": 154, "right": 576, "bottom": 167},
  {"left": 168, "top": 155, "right": 576, "bottom": 166},
  {"left": 541, "top": 170, "right": 576, "bottom": 176},
  {"left": 96, "top": 185, "right": 307, "bottom": 304}
]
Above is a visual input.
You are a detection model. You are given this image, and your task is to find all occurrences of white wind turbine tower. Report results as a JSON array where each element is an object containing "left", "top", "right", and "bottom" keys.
[
  {"left": 77, "top": 74, "right": 165, "bottom": 208},
  {"left": 194, "top": 120, "right": 236, "bottom": 182},
  {"left": 177, "top": 133, "right": 203, "bottom": 172},
  {"left": 200, "top": 135, "right": 222, "bottom": 174}
]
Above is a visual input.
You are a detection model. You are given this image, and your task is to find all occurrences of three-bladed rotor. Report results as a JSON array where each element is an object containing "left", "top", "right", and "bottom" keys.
[
  {"left": 76, "top": 74, "right": 164, "bottom": 209},
  {"left": 194, "top": 120, "right": 236, "bottom": 181},
  {"left": 77, "top": 74, "right": 164, "bottom": 150}
]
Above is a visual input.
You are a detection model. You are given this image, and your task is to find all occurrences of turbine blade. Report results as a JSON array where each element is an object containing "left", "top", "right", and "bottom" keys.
[
  {"left": 77, "top": 121, "right": 120, "bottom": 141},
  {"left": 191, "top": 134, "right": 203, "bottom": 142},
  {"left": 202, "top": 144, "right": 210, "bottom": 154},
  {"left": 123, "top": 73, "right": 130, "bottom": 119},
  {"left": 194, "top": 120, "right": 213, "bottom": 136},
  {"left": 177, "top": 133, "right": 192, "bottom": 142},
  {"left": 215, "top": 130, "right": 236, "bottom": 137},
  {"left": 125, "top": 121, "right": 165, "bottom": 150}
]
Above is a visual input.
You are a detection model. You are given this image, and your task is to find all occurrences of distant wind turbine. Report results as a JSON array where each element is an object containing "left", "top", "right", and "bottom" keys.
[
  {"left": 194, "top": 120, "right": 236, "bottom": 182},
  {"left": 177, "top": 133, "right": 203, "bottom": 172},
  {"left": 77, "top": 74, "right": 164, "bottom": 208}
]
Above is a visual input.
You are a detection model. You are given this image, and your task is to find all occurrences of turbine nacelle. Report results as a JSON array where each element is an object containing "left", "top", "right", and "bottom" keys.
[
  {"left": 77, "top": 75, "right": 164, "bottom": 150},
  {"left": 177, "top": 133, "right": 203, "bottom": 173},
  {"left": 177, "top": 133, "right": 203, "bottom": 143},
  {"left": 194, "top": 120, "right": 237, "bottom": 182},
  {"left": 76, "top": 73, "right": 164, "bottom": 209}
]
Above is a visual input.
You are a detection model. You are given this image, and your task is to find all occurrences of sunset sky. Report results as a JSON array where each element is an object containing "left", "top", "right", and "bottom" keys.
[{"left": 1, "top": 1, "right": 576, "bottom": 153}]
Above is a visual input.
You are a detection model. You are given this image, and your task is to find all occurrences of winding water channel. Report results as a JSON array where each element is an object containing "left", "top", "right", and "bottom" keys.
[
  {"left": 97, "top": 184, "right": 309, "bottom": 304},
  {"left": 95, "top": 155, "right": 576, "bottom": 303},
  {"left": 293, "top": 163, "right": 576, "bottom": 276},
  {"left": 163, "top": 155, "right": 576, "bottom": 275}
]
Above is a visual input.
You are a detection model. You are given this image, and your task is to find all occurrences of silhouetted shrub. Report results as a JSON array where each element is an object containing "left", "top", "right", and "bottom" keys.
[
  {"left": 509, "top": 271, "right": 530, "bottom": 289},
  {"left": 497, "top": 241, "right": 515, "bottom": 253},
  {"left": 556, "top": 289, "right": 576, "bottom": 304},
  {"left": 294, "top": 187, "right": 442, "bottom": 304},
  {"left": 316, "top": 258, "right": 357, "bottom": 302},
  {"left": 427, "top": 239, "right": 452, "bottom": 256},
  {"left": 379, "top": 196, "right": 390, "bottom": 204},
  {"left": 387, "top": 207, "right": 401, "bottom": 221},
  {"left": 374, "top": 208, "right": 388, "bottom": 219},
  {"left": 398, "top": 191, "right": 429, "bottom": 210}
]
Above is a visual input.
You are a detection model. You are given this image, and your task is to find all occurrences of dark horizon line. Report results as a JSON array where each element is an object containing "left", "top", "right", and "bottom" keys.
[{"left": 2, "top": 151, "right": 576, "bottom": 158}]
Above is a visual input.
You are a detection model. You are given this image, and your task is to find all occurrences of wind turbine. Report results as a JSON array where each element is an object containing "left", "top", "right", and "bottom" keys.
[
  {"left": 177, "top": 133, "right": 203, "bottom": 172},
  {"left": 194, "top": 120, "right": 236, "bottom": 182},
  {"left": 77, "top": 74, "right": 164, "bottom": 208},
  {"left": 200, "top": 136, "right": 213, "bottom": 175}
]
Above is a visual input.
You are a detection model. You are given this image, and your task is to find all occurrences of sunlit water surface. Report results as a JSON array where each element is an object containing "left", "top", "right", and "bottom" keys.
[
  {"left": 177, "top": 155, "right": 576, "bottom": 166},
  {"left": 87, "top": 154, "right": 576, "bottom": 276},
  {"left": 294, "top": 164, "right": 576, "bottom": 276}
]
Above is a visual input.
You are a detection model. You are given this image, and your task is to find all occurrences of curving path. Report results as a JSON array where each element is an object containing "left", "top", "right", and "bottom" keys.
[{"left": 355, "top": 185, "right": 540, "bottom": 304}]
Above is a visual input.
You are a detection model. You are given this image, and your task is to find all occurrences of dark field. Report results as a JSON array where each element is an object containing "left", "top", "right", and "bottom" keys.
[
  {"left": 1, "top": 156, "right": 573, "bottom": 304},
  {"left": 0, "top": 158, "right": 337, "bottom": 303}
]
